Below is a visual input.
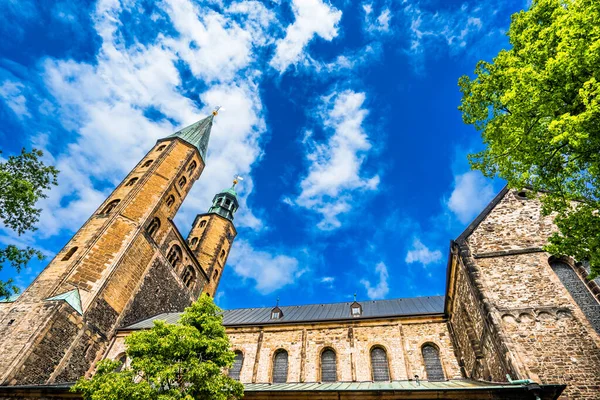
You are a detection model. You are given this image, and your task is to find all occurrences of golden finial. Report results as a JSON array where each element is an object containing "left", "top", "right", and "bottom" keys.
[
  {"left": 232, "top": 175, "right": 244, "bottom": 187},
  {"left": 212, "top": 106, "right": 222, "bottom": 116}
]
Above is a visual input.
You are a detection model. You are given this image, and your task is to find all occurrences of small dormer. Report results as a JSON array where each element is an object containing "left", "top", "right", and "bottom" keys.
[
  {"left": 271, "top": 306, "right": 283, "bottom": 320},
  {"left": 350, "top": 301, "right": 362, "bottom": 317}
]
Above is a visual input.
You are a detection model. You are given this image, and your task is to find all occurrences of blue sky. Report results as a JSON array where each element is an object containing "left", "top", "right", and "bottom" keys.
[{"left": 0, "top": 0, "right": 525, "bottom": 309}]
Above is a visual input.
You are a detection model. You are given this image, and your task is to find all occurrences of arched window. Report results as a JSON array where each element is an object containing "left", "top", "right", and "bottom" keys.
[
  {"left": 62, "top": 247, "right": 78, "bottom": 261},
  {"left": 199, "top": 220, "right": 206, "bottom": 228},
  {"left": 272, "top": 349, "right": 288, "bottom": 383},
  {"left": 213, "top": 269, "right": 219, "bottom": 280},
  {"left": 178, "top": 176, "right": 187, "bottom": 189},
  {"left": 167, "top": 245, "right": 182, "bottom": 268},
  {"left": 115, "top": 353, "right": 127, "bottom": 372},
  {"left": 229, "top": 351, "right": 243, "bottom": 380},
  {"left": 220, "top": 249, "right": 226, "bottom": 260},
  {"left": 142, "top": 160, "right": 153, "bottom": 168},
  {"left": 190, "top": 237, "right": 198, "bottom": 247},
  {"left": 181, "top": 266, "right": 196, "bottom": 288},
  {"left": 321, "top": 348, "right": 336, "bottom": 382},
  {"left": 125, "top": 177, "right": 138, "bottom": 187},
  {"left": 187, "top": 161, "right": 197, "bottom": 174},
  {"left": 370, "top": 347, "right": 390, "bottom": 381},
  {"left": 422, "top": 344, "right": 445, "bottom": 381},
  {"left": 550, "top": 259, "right": 600, "bottom": 334},
  {"left": 157, "top": 145, "right": 166, "bottom": 152},
  {"left": 146, "top": 217, "right": 160, "bottom": 238},
  {"left": 166, "top": 195, "right": 175, "bottom": 208},
  {"left": 102, "top": 199, "right": 120, "bottom": 214}
]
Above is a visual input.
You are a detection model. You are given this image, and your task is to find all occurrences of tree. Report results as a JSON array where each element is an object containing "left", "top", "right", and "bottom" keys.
[
  {"left": 0, "top": 148, "right": 58, "bottom": 299},
  {"left": 458, "top": 0, "right": 600, "bottom": 277},
  {"left": 73, "top": 294, "right": 244, "bottom": 400}
]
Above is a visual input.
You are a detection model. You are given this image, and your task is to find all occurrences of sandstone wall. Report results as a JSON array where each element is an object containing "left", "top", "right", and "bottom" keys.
[
  {"left": 226, "top": 317, "right": 461, "bottom": 384},
  {"left": 459, "top": 189, "right": 600, "bottom": 399}
]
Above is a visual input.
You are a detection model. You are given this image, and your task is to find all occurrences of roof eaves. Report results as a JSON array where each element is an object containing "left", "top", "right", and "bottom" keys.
[{"left": 455, "top": 185, "right": 509, "bottom": 244}]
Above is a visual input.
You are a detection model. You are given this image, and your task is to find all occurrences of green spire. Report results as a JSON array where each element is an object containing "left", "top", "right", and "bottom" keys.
[
  {"left": 207, "top": 177, "right": 241, "bottom": 221},
  {"left": 164, "top": 112, "right": 215, "bottom": 161}
]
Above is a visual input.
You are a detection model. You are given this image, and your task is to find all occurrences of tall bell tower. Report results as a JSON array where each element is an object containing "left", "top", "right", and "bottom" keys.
[
  {"left": 186, "top": 178, "right": 239, "bottom": 296},
  {"left": 0, "top": 110, "right": 220, "bottom": 385}
]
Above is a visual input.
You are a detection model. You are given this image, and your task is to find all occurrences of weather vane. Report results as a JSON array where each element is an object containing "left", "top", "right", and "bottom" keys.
[
  {"left": 212, "top": 106, "right": 223, "bottom": 116},
  {"left": 233, "top": 174, "right": 244, "bottom": 187},
  {"left": 276, "top": 296, "right": 280, "bottom": 307}
]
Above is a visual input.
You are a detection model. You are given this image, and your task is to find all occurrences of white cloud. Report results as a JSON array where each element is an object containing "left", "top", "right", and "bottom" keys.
[
  {"left": 360, "top": 262, "right": 389, "bottom": 299},
  {"left": 0, "top": 81, "right": 30, "bottom": 118},
  {"left": 447, "top": 171, "right": 495, "bottom": 224},
  {"left": 288, "top": 90, "right": 379, "bottom": 230},
  {"left": 227, "top": 239, "right": 302, "bottom": 294},
  {"left": 31, "top": 0, "right": 274, "bottom": 237},
  {"left": 320, "top": 276, "right": 334, "bottom": 283},
  {"left": 404, "top": 3, "right": 483, "bottom": 58},
  {"left": 363, "top": 4, "right": 391, "bottom": 33},
  {"left": 405, "top": 238, "right": 442, "bottom": 265},
  {"left": 269, "top": 0, "right": 342, "bottom": 73}
]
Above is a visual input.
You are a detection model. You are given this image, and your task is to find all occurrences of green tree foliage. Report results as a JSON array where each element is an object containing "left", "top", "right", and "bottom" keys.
[
  {"left": 73, "top": 295, "right": 244, "bottom": 400},
  {"left": 0, "top": 149, "right": 58, "bottom": 299},
  {"left": 459, "top": 0, "right": 600, "bottom": 276}
]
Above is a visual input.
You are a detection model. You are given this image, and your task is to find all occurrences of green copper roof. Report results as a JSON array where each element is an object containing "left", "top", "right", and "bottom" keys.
[
  {"left": 45, "top": 289, "right": 83, "bottom": 315},
  {"left": 165, "top": 114, "right": 214, "bottom": 161},
  {"left": 220, "top": 186, "right": 238, "bottom": 197}
]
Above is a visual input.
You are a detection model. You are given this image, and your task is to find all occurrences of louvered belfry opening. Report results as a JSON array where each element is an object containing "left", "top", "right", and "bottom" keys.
[
  {"left": 550, "top": 260, "right": 600, "bottom": 334},
  {"left": 370, "top": 347, "right": 390, "bottom": 381},
  {"left": 422, "top": 344, "right": 445, "bottom": 381},
  {"left": 320, "top": 348, "right": 336, "bottom": 382},
  {"left": 272, "top": 349, "right": 288, "bottom": 383},
  {"left": 229, "top": 351, "right": 243, "bottom": 381}
]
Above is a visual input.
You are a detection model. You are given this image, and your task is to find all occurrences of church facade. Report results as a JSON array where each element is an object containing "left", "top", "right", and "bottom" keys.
[{"left": 0, "top": 113, "right": 599, "bottom": 399}]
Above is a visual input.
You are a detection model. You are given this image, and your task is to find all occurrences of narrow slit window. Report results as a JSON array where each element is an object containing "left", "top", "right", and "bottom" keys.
[
  {"left": 102, "top": 199, "right": 120, "bottom": 214},
  {"left": 125, "top": 177, "right": 138, "bottom": 187},
  {"left": 167, "top": 245, "right": 182, "bottom": 268},
  {"left": 142, "top": 160, "right": 153, "bottom": 168},
  {"left": 157, "top": 145, "right": 166, "bottom": 152},
  {"left": 229, "top": 351, "right": 243, "bottom": 380},
  {"left": 370, "top": 347, "right": 390, "bottom": 381},
  {"left": 213, "top": 269, "right": 219, "bottom": 280},
  {"left": 190, "top": 237, "right": 198, "bottom": 247},
  {"left": 422, "top": 344, "right": 445, "bottom": 381},
  {"left": 166, "top": 195, "right": 175, "bottom": 208},
  {"left": 182, "top": 266, "right": 196, "bottom": 288},
  {"left": 272, "top": 350, "right": 288, "bottom": 383},
  {"left": 220, "top": 249, "right": 226, "bottom": 260},
  {"left": 178, "top": 176, "right": 187, "bottom": 189},
  {"left": 62, "top": 247, "right": 78, "bottom": 261},
  {"left": 199, "top": 220, "right": 207, "bottom": 228},
  {"left": 321, "top": 349, "right": 337, "bottom": 382},
  {"left": 187, "top": 161, "right": 197, "bottom": 174},
  {"left": 146, "top": 217, "right": 161, "bottom": 238}
]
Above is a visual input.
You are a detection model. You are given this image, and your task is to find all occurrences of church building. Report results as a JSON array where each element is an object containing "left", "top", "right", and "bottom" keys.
[{"left": 0, "top": 112, "right": 599, "bottom": 399}]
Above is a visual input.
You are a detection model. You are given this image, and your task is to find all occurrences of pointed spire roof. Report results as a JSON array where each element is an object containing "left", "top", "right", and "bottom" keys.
[
  {"left": 45, "top": 289, "right": 83, "bottom": 315},
  {"left": 163, "top": 113, "right": 214, "bottom": 161}
]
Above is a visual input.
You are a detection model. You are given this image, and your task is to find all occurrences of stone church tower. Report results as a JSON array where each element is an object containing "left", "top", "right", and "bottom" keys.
[{"left": 0, "top": 111, "right": 237, "bottom": 386}]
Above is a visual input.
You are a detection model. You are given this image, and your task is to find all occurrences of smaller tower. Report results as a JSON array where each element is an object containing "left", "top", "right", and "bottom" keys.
[{"left": 187, "top": 178, "right": 240, "bottom": 296}]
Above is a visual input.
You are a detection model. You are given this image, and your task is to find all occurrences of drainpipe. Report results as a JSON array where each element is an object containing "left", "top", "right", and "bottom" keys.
[{"left": 506, "top": 375, "right": 542, "bottom": 400}]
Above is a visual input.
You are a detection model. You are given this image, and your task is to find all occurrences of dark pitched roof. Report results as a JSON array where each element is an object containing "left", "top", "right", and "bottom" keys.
[{"left": 122, "top": 296, "right": 445, "bottom": 330}]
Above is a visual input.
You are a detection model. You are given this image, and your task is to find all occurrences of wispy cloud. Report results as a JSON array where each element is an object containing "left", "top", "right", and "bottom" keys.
[
  {"left": 360, "top": 262, "right": 389, "bottom": 299},
  {"left": 0, "top": 81, "right": 30, "bottom": 118},
  {"left": 447, "top": 170, "right": 495, "bottom": 224},
  {"left": 287, "top": 90, "right": 379, "bottom": 230},
  {"left": 227, "top": 239, "right": 304, "bottom": 294},
  {"left": 270, "top": 0, "right": 342, "bottom": 73},
  {"left": 405, "top": 238, "right": 442, "bottom": 266},
  {"left": 363, "top": 3, "right": 391, "bottom": 33}
]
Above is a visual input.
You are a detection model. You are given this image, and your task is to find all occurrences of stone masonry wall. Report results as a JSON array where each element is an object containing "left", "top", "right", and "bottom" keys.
[
  {"left": 463, "top": 190, "right": 600, "bottom": 399},
  {"left": 0, "top": 139, "right": 204, "bottom": 385},
  {"left": 226, "top": 317, "right": 461, "bottom": 384}
]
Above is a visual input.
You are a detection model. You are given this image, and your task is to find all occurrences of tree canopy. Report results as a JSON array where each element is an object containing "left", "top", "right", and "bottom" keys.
[
  {"left": 73, "top": 294, "right": 244, "bottom": 400},
  {"left": 0, "top": 148, "right": 58, "bottom": 299},
  {"left": 459, "top": 0, "right": 600, "bottom": 277}
]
